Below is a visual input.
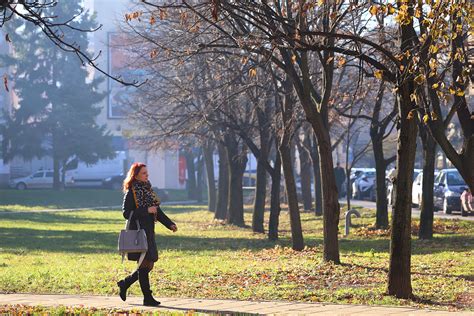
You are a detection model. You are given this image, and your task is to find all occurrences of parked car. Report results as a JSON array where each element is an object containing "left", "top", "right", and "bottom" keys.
[
  {"left": 347, "top": 168, "right": 369, "bottom": 198},
  {"left": 242, "top": 174, "right": 257, "bottom": 187},
  {"left": 434, "top": 169, "right": 466, "bottom": 214},
  {"left": 102, "top": 173, "right": 126, "bottom": 190},
  {"left": 350, "top": 169, "right": 365, "bottom": 185},
  {"left": 9, "top": 169, "right": 74, "bottom": 190},
  {"left": 67, "top": 151, "right": 126, "bottom": 187},
  {"left": 352, "top": 169, "right": 376, "bottom": 200},
  {"left": 102, "top": 173, "right": 169, "bottom": 202},
  {"left": 411, "top": 170, "right": 440, "bottom": 207}
]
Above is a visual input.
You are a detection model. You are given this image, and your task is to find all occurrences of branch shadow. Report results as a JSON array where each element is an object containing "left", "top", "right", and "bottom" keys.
[
  {"left": 0, "top": 210, "right": 471, "bottom": 256},
  {"left": 0, "top": 227, "right": 281, "bottom": 254},
  {"left": 0, "top": 206, "right": 203, "bottom": 224},
  {"left": 341, "top": 262, "right": 473, "bottom": 283},
  {"left": 338, "top": 235, "right": 473, "bottom": 254}
]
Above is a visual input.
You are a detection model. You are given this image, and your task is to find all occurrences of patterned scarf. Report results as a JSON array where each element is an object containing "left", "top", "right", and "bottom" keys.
[{"left": 132, "top": 180, "right": 161, "bottom": 208}]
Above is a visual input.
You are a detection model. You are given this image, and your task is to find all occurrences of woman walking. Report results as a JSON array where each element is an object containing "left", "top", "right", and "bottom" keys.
[{"left": 117, "top": 162, "right": 177, "bottom": 306}]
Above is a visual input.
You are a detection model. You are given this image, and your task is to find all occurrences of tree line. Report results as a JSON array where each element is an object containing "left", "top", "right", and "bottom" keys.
[
  {"left": 121, "top": 0, "right": 473, "bottom": 299},
  {"left": 1, "top": 0, "right": 472, "bottom": 302}
]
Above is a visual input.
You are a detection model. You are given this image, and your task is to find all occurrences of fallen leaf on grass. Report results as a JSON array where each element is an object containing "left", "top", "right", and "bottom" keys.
[{"left": 353, "top": 220, "right": 467, "bottom": 238}]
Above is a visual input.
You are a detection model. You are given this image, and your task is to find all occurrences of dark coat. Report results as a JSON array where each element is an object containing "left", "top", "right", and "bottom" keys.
[
  {"left": 334, "top": 167, "right": 346, "bottom": 186},
  {"left": 122, "top": 189, "right": 175, "bottom": 262}
]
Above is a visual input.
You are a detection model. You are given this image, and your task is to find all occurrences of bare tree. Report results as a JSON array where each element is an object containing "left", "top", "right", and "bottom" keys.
[{"left": 1, "top": 0, "right": 140, "bottom": 86}]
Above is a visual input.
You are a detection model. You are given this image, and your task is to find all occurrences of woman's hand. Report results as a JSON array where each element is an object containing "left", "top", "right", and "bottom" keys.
[
  {"left": 170, "top": 225, "right": 178, "bottom": 232},
  {"left": 147, "top": 206, "right": 157, "bottom": 214}
]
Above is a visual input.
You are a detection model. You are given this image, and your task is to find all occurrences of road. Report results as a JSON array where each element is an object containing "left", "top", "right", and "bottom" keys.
[{"left": 340, "top": 198, "right": 474, "bottom": 222}]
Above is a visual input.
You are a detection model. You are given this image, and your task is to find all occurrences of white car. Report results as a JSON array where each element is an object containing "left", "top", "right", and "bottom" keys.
[
  {"left": 67, "top": 151, "right": 125, "bottom": 187},
  {"left": 352, "top": 170, "right": 376, "bottom": 200},
  {"left": 412, "top": 172, "right": 423, "bottom": 206},
  {"left": 387, "top": 169, "right": 422, "bottom": 205},
  {"left": 412, "top": 170, "right": 439, "bottom": 207},
  {"left": 9, "top": 170, "right": 74, "bottom": 190}
]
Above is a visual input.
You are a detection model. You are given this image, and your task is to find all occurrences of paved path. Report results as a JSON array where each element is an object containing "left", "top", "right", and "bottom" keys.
[{"left": 0, "top": 294, "right": 470, "bottom": 315}]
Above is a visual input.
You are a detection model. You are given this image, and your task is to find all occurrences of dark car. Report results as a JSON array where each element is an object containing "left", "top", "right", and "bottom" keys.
[
  {"left": 434, "top": 169, "right": 466, "bottom": 214},
  {"left": 102, "top": 173, "right": 169, "bottom": 202}
]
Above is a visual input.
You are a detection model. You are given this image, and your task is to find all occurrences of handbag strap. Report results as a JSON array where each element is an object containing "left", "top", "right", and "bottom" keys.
[
  {"left": 121, "top": 250, "right": 147, "bottom": 272},
  {"left": 122, "top": 238, "right": 146, "bottom": 271},
  {"left": 125, "top": 211, "right": 141, "bottom": 230},
  {"left": 129, "top": 188, "right": 143, "bottom": 230},
  {"left": 136, "top": 252, "right": 146, "bottom": 271}
]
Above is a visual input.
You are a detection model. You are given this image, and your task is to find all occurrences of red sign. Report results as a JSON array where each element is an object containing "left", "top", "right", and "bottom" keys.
[{"left": 179, "top": 155, "right": 186, "bottom": 185}]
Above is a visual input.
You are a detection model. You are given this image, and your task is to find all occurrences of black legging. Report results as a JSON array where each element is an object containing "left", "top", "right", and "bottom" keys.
[{"left": 140, "top": 259, "right": 154, "bottom": 271}]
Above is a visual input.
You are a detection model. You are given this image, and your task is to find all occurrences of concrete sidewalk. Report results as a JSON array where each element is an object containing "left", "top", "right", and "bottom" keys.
[{"left": 0, "top": 294, "right": 470, "bottom": 315}]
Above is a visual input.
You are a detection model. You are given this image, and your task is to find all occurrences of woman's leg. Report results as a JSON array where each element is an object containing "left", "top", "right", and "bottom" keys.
[
  {"left": 138, "top": 259, "right": 160, "bottom": 306},
  {"left": 140, "top": 260, "right": 154, "bottom": 271},
  {"left": 117, "top": 270, "right": 139, "bottom": 301}
]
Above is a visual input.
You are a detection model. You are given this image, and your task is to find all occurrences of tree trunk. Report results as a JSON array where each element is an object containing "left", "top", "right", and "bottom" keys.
[
  {"left": 61, "top": 158, "right": 67, "bottom": 190},
  {"left": 310, "top": 134, "right": 323, "bottom": 216},
  {"left": 196, "top": 150, "right": 204, "bottom": 203},
  {"left": 387, "top": 7, "right": 417, "bottom": 298},
  {"left": 215, "top": 143, "right": 229, "bottom": 220},
  {"left": 203, "top": 141, "right": 216, "bottom": 212},
  {"left": 52, "top": 130, "right": 61, "bottom": 191},
  {"left": 268, "top": 151, "right": 281, "bottom": 241},
  {"left": 369, "top": 82, "right": 389, "bottom": 229},
  {"left": 52, "top": 158, "right": 61, "bottom": 190},
  {"left": 297, "top": 130, "right": 313, "bottom": 211},
  {"left": 279, "top": 141, "right": 304, "bottom": 251},
  {"left": 388, "top": 100, "right": 417, "bottom": 300},
  {"left": 419, "top": 131, "right": 436, "bottom": 240},
  {"left": 373, "top": 136, "right": 389, "bottom": 229},
  {"left": 225, "top": 133, "right": 247, "bottom": 227},
  {"left": 184, "top": 150, "right": 198, "bottom": 200},
  {"left": 312, "top": 125, "right": 341, "bottom": 263},
  {"left": 252, "top": 157, "right": 267, "bottom": 233},
  {"left": 345, "top": 125, "right": 352, "bottom": 210},
  {"left": 252, "top": 107, "right": 271, "bottom": 233},
  {"left": 345, "top": 166, "right": 351, "bottom": 210},
  {"left": 388, "top": 93, "right": 417, "bottom": 298},
  {"left": 313, "top": 3, "right": 340, "bottom": 263},
  {"left": 279, "top": 77, "right": 304, "bottom": 251}
]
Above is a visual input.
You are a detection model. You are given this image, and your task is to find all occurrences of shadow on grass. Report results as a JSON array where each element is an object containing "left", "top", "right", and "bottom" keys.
[
  {"left": 0, "top": 226, "right": 283, "bottom": 254},
  {"left": 0, "top": 206, "right": 203, "bottom": 224},
  {"left": 0, "top": 189, "right": 123, "bottom": 209},
  {"left": 160, "top": 205, "right": 211, "bottom": 214},
  {"left": 1, "top": 188, "right": 203, "bottom": 211},
  {"left": 341, "top": 262, "right": 474, "bottom": 284},
  {"left": 339, "top": 235, "right": 473, "bottom": 255},
  {"left": 1, "top": 223, "right": 471, "bottom": 257},
  {"left": 0, "top": 211, "right": 124, "bottom": 225}
]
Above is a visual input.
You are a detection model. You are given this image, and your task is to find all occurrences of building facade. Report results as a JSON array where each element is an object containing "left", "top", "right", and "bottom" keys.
[
  {"left": 0, "top": 0, "right": 181, "bottom": 189},
  {"left": 87, "top": 0, "right": 181, "bottom": 189}
]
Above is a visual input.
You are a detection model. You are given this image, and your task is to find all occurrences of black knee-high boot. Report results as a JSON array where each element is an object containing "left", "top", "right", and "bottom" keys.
[
  {"left": 138, "top": 268, "right": 160, "bottom": 306},
  {"left": 117, "top": 270, "right": 138, "bottom": 301}
]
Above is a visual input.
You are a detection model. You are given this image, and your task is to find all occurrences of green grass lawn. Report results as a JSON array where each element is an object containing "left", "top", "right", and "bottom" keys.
[
  {"left": 0, "top": 191, "right": 472, "bottom": 311},
  {"left": 0, "top": 189, "right": 123, "bottom": 211},
  {"left": 0, "top": 188, "right": 190, "bottom": 212}
]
